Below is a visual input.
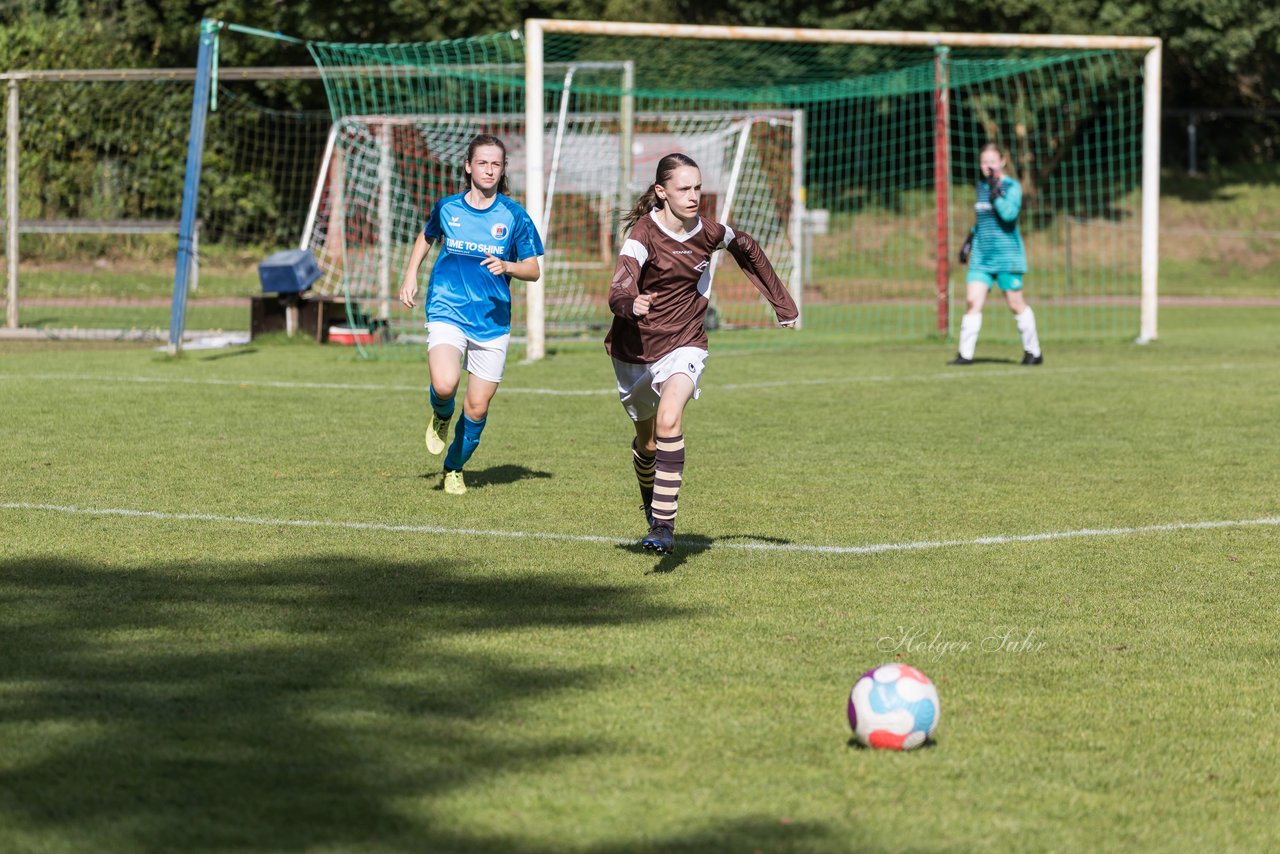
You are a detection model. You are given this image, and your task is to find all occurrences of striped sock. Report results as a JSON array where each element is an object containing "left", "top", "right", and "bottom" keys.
[
  {"left": 632, "top": 439, "right": 656, "bottom": 513},
  {"left": 651, "top": 434, "right": 685, "bottom": 530}
]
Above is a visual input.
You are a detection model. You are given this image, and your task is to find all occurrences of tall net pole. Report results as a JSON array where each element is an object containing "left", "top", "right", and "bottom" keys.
[
  {"left": 167, "top": 18, "right": 219, "bottom": 356},
  {"left": 5, "top": 79, "right": 17, "bottom": 330},
  {"left": 933, "top": 46, "right": 951, "bottom": 336}
]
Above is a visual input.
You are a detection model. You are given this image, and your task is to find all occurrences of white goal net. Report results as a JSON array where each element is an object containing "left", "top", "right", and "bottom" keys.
[{"left": 299, "top": 107, "right": 802, "bottom": 350}]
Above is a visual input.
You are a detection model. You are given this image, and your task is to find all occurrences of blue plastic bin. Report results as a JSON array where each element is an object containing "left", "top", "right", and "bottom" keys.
[{"left": 258, "top": 249, "right": 322, "bottom": 294}]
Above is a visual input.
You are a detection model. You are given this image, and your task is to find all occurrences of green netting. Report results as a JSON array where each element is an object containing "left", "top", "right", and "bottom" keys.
[
  {"left": 284, "top": 26, "right": 1147, "bottom": 355},
  {"left": 1, "top": 72, "right": 332, "bottom": 338}
]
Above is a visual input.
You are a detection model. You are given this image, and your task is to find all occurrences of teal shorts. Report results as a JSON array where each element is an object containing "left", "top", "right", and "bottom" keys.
[{"left": 967, "top": 271, "right": 1024, "bottom": 291}]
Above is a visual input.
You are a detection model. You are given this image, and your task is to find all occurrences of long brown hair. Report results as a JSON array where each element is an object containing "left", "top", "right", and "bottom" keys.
[
  {"left": 463, "top": 134, "right": 510, "bottom": 195},
  {"left": 622, "top": 152, "right": 700, "bottom": 231}
]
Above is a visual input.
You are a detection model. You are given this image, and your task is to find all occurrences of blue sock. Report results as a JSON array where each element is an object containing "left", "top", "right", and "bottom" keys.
[
  {"left": 429, "top": 386, "right": 455, "bottom": 421},
  {"left": 444, "top": 414, "right": 486, "bottom": 471}
]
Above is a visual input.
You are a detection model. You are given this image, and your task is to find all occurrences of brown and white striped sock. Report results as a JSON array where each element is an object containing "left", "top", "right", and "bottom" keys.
[
  {"left": 651, "top": 433, "right": 685, "bottom": 530},
  {"left": 632, "top": 438, "right": 656, "bottom": 512}
]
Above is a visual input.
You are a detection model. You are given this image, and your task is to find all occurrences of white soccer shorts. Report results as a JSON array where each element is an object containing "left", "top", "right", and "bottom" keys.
[
  {"left": 426, "top": 321, "right": 510, "bottom": 383},
  {"left": 612, "top": 346, "right": 708, "bottom": 422}
]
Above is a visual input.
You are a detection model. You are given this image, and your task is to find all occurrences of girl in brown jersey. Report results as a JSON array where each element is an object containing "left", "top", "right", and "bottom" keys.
[{"left": 606, "top": 152, "right": 799, "bottom": 555}]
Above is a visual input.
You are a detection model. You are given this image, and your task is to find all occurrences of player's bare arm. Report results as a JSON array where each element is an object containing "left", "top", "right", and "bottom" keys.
[
  {"left": 481, "top": 253, "right": 541, "bottom": 282},
  {"left": 398, "top": 233, "right": 436, "bottom": 308}
]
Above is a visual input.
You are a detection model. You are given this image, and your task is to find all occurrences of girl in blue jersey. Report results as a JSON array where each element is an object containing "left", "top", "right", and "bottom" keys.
[
  {"left": 397, "top": 135, "right": 544, "bottom": 495},
  {"left": 950, "top": 143, "right": 1043, "bottom": 366}
]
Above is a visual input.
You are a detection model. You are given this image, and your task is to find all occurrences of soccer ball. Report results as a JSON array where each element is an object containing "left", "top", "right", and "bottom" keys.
[{"left": 847, "top": 663, "right": 940, "bottom": 750}]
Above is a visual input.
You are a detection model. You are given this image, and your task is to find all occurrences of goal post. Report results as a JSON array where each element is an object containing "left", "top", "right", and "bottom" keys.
[{"left": 524, "top": 19, "right": 1162, "bottom": 353}]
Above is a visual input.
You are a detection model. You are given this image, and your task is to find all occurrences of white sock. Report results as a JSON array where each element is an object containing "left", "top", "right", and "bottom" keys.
[
  {"left": 1016, "top": 308, "right": 1041, "bottom": 357},
  {"left": 958, "top": 313, "right": 982, "bottom": 360}
]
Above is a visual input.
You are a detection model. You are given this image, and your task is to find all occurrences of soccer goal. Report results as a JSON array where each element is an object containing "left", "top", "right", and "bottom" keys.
[
  {"left": 297, "top": 104, "right": 803, "bottom": 352},
  {"left": 522, "top": 20, "right": 1162, "bottom": 357}
]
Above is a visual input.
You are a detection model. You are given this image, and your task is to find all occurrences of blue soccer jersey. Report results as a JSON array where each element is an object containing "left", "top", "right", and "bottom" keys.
[
  {"left": 969, "top": 176, "right": 1027, "bottom": 275},
  {"left": 422, "top": 193, "right": 543, "bottom": 341}
]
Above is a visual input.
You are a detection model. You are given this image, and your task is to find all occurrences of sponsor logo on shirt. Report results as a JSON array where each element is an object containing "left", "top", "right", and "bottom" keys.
[
  {"left": 445, "top": 237, "right": 506, "bottom": 255},
  {"left": 490, "top": 223, "right": 508, "bottom": 240},
  {"left": 672, "top": 249, "right": 693, "bottom": 255},
  {"left": 694, "top": 260, "right": 709, "bottom": 272},
  {"left": 448, "top": 216, "right": 461, "bottom": 227}
]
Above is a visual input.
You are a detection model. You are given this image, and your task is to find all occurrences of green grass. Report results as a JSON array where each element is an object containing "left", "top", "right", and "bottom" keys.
[
  {"left": 11, "top": 268, "right": 259, "bottom": 300},
  {"left": 1, "top": 307, "right": 1278, "bottom": 851},
  {"left": 15, "top": 303, "right": 248, "bottom": 333}
]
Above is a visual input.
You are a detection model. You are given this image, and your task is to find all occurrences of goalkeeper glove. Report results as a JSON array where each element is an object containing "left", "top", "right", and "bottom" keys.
[{"left": 986, "top": 173, "right": 1004, "bottom": 199}]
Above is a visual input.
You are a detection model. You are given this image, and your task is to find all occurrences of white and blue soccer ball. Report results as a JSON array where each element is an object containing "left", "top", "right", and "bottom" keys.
[{"left": 847, "top": 663, "right": 940, "bottom": 750}]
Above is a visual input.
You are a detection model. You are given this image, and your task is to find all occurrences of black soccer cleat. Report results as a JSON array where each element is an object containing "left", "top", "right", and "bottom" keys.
[
  {"left": 947, "top": 354, "right": 973, "bottom": 366},
  {"left": 642, "top": 502, "right": 656, "bottom": 529},
  {"left": 641, "top": 523, "right": 675, "bottom": 555},
  {"left": 1022, "top": 351, "right": 1044, "bottom": 365}
]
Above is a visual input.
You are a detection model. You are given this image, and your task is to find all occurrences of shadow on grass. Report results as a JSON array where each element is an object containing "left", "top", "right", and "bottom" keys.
[
  {"left": 0, "top": 554, "right": 830, "bottom": 851},
  {"left": 416, "top": 464, "right": 553, "bottom": 489},
  {"left": 590, "top": 816, "right": 833, "bottom": 851},
  {"left": 947, "top": 356, "right": 1019, "bottom": 366},
  {"left": 846, "top": 736, "right": 940, "bottom": 752},
  {"left": 197, "top": 347, "right": 259, "bottom": 361},
  {"left": 614, "top": 531, "right": 794, "bottom": 574}
]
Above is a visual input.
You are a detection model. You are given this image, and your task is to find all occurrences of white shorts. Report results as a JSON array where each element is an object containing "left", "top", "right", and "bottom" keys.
[
  {"left": 612, "top": 346, "right": 708, "bottom": 422},
  {"left": 427, "top": 321, "right": 510, "bottom": 383}
]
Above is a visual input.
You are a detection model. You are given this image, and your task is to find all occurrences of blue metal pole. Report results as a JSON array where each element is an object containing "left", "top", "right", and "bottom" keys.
[{"left": 167, "top": 18, "right": 220, "bottom": 355}]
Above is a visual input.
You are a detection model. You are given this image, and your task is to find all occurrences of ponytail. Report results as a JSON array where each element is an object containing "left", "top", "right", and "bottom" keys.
[{"left": 622, "top": 184, "right": 662, "bottom": 232}]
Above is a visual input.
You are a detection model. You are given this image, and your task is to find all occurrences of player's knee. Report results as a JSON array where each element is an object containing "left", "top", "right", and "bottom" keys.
[{"left": 654, "top": 411, "right": 682, "bottom": 437}]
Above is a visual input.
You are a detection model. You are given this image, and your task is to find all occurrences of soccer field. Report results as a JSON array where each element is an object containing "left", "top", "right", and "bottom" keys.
[{"left": 1, "top": 306, "right": 1277, "bottom": 851}]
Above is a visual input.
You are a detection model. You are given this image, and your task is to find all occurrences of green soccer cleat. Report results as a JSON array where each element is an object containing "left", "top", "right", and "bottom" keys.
[
  {"left": 425, "top": 412, "right": 450, "bottom": 455},
  {"left": 443, "top": 470, "right": 466, "bottom": 495}
]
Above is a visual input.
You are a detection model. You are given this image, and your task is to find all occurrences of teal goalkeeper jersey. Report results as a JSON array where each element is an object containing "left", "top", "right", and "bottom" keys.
[
  {"left": 970, "top": 176, "right": 1026, "bottom": 275},
  {"left": 423, "top": 192, "right": 543, "bottom": 341}
]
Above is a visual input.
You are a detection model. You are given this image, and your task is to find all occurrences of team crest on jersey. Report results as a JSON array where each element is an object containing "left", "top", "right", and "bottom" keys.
[{"left": 490, "top": 223, "right": 508, "bottom": 240}]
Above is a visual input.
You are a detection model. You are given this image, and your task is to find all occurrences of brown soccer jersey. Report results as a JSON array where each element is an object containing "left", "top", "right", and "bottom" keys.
[{"left": 604, "top": 212, "right": 799, "bottom": 364}]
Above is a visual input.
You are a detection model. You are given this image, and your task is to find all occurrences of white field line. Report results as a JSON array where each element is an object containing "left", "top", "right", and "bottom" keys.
[
  {"left": 2, "top": 501, "right": 1277, "bottom": 557},
  {"left": 0, "top": 361, "right": 1250, "bottom": 397}
]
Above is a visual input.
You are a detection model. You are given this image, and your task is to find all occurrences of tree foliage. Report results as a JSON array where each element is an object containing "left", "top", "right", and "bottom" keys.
[{"left": 4, "top": 0, "right": 1276, "bottom": 116}]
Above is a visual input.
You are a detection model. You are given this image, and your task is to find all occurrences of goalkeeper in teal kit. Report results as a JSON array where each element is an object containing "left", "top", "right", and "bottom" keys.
[
  {"left": 950, "top": 143, "right": 1043, "bottom": 366},
  {"left": 398, "top": 134, "right": 544, "bottom": 495}
]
